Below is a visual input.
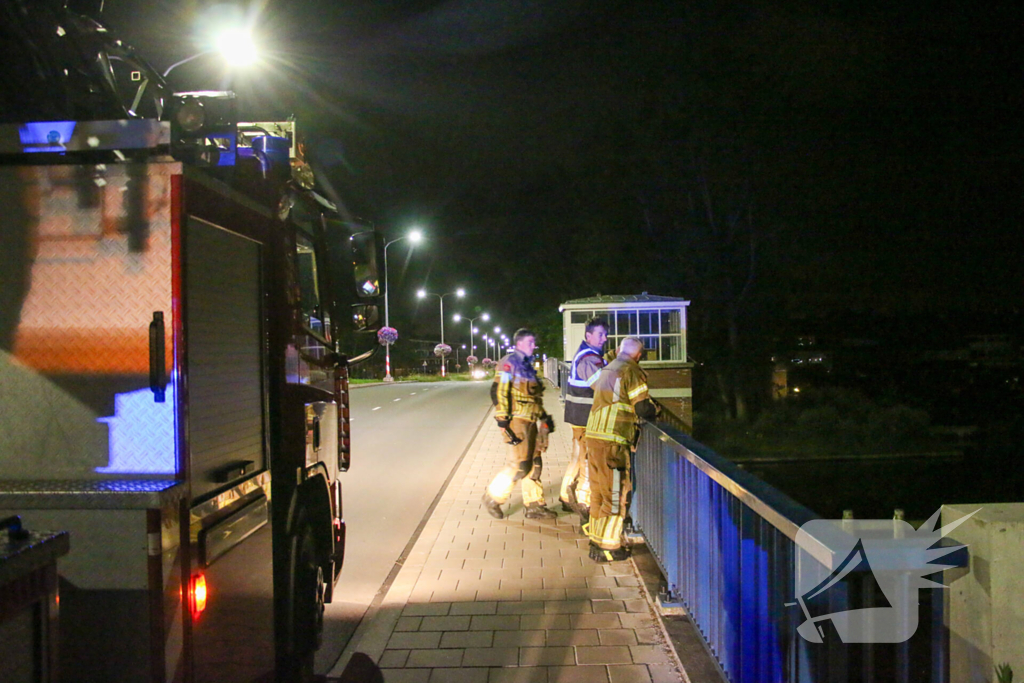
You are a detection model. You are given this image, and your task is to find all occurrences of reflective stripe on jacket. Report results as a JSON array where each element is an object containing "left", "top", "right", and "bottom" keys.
[
  {"left": 495, "top": 349, "right": 546, "bottom": 422},
  {"left": 585, "top": 354, "right": 649, "bottom": 445},
  {"left": 563, "top": 341, "right": 605, "bottom": 426}
]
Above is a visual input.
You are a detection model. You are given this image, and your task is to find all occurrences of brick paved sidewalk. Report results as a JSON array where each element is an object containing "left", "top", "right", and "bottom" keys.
[{"left": 329, "top": 406, "right": 688, "bottom": 683}]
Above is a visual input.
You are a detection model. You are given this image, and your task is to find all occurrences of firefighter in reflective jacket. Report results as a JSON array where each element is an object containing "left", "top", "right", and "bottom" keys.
[
  {"left": 584, "top": 336, "right": 658, "bottom": 562},
  {"left": 482, "top": 328, "right": 558, "bottom": 520},
  {"left": 559, "top": 317, "right": 609, "bottom": 520}
]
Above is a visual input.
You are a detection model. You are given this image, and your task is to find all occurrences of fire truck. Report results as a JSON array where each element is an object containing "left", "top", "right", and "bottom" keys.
[{"left": 0, "top": 4, "right": 381, "bottom": 681}]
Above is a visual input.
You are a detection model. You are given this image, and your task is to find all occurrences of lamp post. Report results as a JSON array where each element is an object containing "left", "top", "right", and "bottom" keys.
[
  {"left": 417, "top": 287, "right": 465, "bottom": 376},
  {"left": 381, "top": 229, "right": 423, "bottom": 381},
  {"left": 452, "top": 312, "right": 489, "bottom": 360}
]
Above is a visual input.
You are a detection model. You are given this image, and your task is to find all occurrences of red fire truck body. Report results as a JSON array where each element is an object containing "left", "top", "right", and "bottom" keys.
[{"left": 0, "top": 115, "right": 378, "bottom": 681}]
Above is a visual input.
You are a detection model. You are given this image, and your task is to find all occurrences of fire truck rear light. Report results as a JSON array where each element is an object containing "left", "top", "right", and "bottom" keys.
[{"left": 190, "top": 573, "right": 208, "bottom": 617}]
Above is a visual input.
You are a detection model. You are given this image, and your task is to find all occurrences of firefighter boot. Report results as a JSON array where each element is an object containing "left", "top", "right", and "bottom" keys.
[
  {"left": 481, "top": 493, "right": 504, "bottom": 520},
  {"left": 524, "top": 503, "right": 558, "bottom": 519},
  {"left": 589, "top": 543, "right": 630, "bottom": 563}
]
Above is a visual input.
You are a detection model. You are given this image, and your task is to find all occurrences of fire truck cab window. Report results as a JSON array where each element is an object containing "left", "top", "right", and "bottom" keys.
[{"left": 296, "top": 234, "right": 323, "bottom": 335}]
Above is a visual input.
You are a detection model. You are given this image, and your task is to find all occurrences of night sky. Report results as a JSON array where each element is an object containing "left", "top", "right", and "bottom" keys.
[{"left": 108, "top": 0, "right": 1021, "bottom": 346}]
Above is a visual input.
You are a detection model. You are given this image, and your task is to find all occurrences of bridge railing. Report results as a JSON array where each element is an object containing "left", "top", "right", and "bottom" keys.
[{"left": 632, "top": 419, "right": 961, "bottom": 683}]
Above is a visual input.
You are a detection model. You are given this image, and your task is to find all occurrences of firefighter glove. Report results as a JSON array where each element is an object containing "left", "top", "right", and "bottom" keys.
[{"left": 542, "top": 414, "right": 556, "bottom": 433}]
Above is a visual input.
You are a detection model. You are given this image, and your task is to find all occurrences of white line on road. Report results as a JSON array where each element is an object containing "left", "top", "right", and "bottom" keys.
[
  {"left": 410, "top": 392, "right": 417, "bottom": 395},
  {"left": 372, "top": 407, "right": 381, "bottom": 411},
  {"left": 393, "top": 398, "right": 401, "bottom": 402}
]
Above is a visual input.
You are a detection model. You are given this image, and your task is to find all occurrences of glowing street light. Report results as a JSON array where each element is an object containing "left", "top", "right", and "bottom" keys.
[
  {"left": 417, "top": 287, "right": 465, "bottom": 376},
  {"left": 163, "top": 26, "right": 260, "bottom": 78},
  {"left": 452, "top": 312, "right": 489, "bottom": 361},
  {"left": 381, "top": 228, "right": 423, "bottom": 381}
]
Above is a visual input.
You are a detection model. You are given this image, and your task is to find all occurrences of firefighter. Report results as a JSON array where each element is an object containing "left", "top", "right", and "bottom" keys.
[
  {"left": 558, "top": 317, "right": 609, "bottom": 526},
  {"left": 585, "top": 336, "right": 659, "bottom": 562},
  {"left": 482, "top": 328, "right": 558, "bottom": 520}
]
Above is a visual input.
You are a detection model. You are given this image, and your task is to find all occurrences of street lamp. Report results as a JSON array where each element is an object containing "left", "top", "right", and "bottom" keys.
[
  {"left": 163, "top": 26, "right": 259, "bottom": 78},
  {"left": 381, "top": 229, "right": 423, "bottom": 381},
  {"left": 452, "top": 312, "right": 489, "bottom": 359},
  {"left": 417, "top": 287, "right": 465, "bottom": 376}
]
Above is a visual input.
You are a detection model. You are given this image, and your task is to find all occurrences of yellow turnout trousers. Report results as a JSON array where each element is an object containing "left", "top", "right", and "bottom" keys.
[
  {"left": 585, "top": 438, "right": 631, "bottom": 550},
  {"left": 486, "top": 418, "right": 544, "bottom": 506},
  {"left": 559, "top": 426, "right": 591, "bottom": 507}
]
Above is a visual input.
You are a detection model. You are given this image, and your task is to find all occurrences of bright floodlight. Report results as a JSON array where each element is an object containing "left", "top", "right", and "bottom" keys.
[
  {"left": 416, "top": 290, "right": 427, "bottom": 299},
  {"left": 216, "top": 27, "right": 258, "bottom": 67},
  {"left": 494, "top": 326, "right": 501, "bottom": 333},
  {"left": 482, "top": 313, "right": 490, "bottom": 321},
  {"left": 408, "top": 229, "right": 423, "bottom": 243},
  {"left": 453, "top": 313, "right": 462, "bottom": 322},
  {"left": 456, "top": 288, "right": 466, "bottom": 298}
]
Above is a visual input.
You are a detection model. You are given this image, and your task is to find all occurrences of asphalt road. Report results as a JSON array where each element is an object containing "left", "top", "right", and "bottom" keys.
[{"left": 315, "top": 379, "right": 493, "bottom": 673}]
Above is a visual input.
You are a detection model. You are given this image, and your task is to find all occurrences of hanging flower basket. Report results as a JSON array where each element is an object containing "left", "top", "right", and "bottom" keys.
[
  {"left": 377, "top": 327, "right": 399, "bottom": 345},
  {"left": 466, "top": 355, "right": 479, "bottom": 365},
  {"left": 482, "top": 358, "right": 494, "bottom": 368},
  {"left": 433, "top": 343, "right": 452, "bottom": 357}
]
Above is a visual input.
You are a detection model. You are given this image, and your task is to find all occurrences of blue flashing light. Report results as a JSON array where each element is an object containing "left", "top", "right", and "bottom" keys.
[{"left": 19, "top": 121, "right": 77, "bottom": 153}]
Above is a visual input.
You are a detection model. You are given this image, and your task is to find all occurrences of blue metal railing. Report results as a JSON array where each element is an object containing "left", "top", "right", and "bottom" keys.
[{"left": 632, "top": 420, "right": 961, "bottom": 683}]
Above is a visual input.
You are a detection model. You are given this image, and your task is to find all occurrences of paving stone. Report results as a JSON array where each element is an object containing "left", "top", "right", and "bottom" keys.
[
  {"left": 496, "top": 600, "right": 546, "bottom": 615},
  {"left": 380, "top": 669, "right": 432, "bottom": 683},
  {"left": 562, "top": 565, "right": 606, "bottom": 578},
  {"left": 585, "top": 576, "right": 619, "bottom": 589},
  {"left": 428, "top": 668, "right": 490, "bottom": 683},
  {"left": 629, "top": 646, "right": 672, "bottom": 664},
  {"left": 469, "top": 615, "right": 522, "bottom": 631},
  {"left": 614, "top": 576, "right": 640, "bottom": 587},
  {"left": 420, "top": 615, "right": 473, "bottom": 631},
  {"left": 461, "top": 647, "right": 521, "bottom": 667},
  {"left": 569, "top": 613, "right": 622, "bottom": 630},
  {"left": 492, "top": 629, "right": 546, "bottom": 647},
  {"left": 544, "top": 600, "right": 593, "bottom": 614},
  {"left": 441, "top": 631, "right": 495, "bottom": 648},
  {"left": 387, "top": 631, "right": 443, "bottom": 650},
  {"left": 565, "top": 588, "right": 612, "bottom": 600},
  {"left": 450, "top": 601, "right": 499, "bottom": 616},
  {"left": 624, "top": 600, "right": 650, "bottom": 613},
  {"left": 407, "top": 649, "right": 465, "bottom": 668},
  {"left": 602, "top": 565, "right": 633, "bottom": 576},
  {"left": 609, "top": 587, "right": 643, "bottom": 601},
  {"left": 546, "top": 665, "right": 610, "bottom": 683},
  {"left": 432, "top": 587, "right": 479, "bottom": 603},
  {"left": 519, "top": 614, "right": 572, "bottom": 630},
  {"left": 634, "top": 628, "right": 661, "bottom": 645},
  {"left": 610, "top": 614, "right": 651, "bottom": 630},
  {"left": 499, "top": 578, "right": 546, "bottom": 591},
  {"left": 441, "top": 568, "right": 486, "bottom": 581},
  {"left": 488, "top": 666, "right": 548, "bottom": 683},
  {"left": 598, "top": 630, "right": 639, "bottom": 646},
  {"left": 522, "top": 588, "right": 567, "bottom": 602},
  {"left": 481, "top": 568, "right": 525, "bottom": 581},
  {"left": 576, "top": 646, "right": 633, "bottom": 665},
  {"left": 592, "top": 600, "right": 627, "bottom": 614},
  {"left": 503, "top": 557, "right": 546, "bottom": 570},
  {"left": 476, "top": 586, "right": 524, "bottom": 602},
  {"left": 519, "top": 646, "right": 577, "bottom": 666},
  {"left": 647, "top": 664, "right": 684, "bottom": 683},
  {"left": 607, "top": 665, "right": 653, "bottom": 683},
  {"left": 378, "top": 650, "right": 410, "bottom": 668},
  {"left": 543, "top": 577, "right": 589, "bottom": 589},
  {"left": 395, "top": 616, "right": 423, "bottom": 632},
  {"left": 543, "top": 630, "right": 600, "bottom": 646},
  {"left": 404, "top": 603, "right": 452, "bottom": 617}
]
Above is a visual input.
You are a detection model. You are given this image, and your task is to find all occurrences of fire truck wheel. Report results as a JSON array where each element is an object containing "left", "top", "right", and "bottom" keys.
[{"left": 291, "top": 524, "right": 326, "bottom": 652}]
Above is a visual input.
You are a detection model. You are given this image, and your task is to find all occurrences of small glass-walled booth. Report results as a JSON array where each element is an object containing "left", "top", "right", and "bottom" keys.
[{"left": 559, "top": 294, "right": 693, "bottom": 431}]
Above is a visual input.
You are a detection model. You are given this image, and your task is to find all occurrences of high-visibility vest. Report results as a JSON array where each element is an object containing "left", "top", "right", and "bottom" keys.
[{"left": 564, "top": 342, "right": 605, "bottom": 426}]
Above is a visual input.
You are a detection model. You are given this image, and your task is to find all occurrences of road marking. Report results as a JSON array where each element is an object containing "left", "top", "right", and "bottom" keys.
[
  {"left": 393, "top": 398, "right": 401, "bottom": 402},
  {"left": 372, "top": 407, "right": 381, "bottom": 411},
  {"left": 410, "top": 392, "right": 417, "bottom": 395}
]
